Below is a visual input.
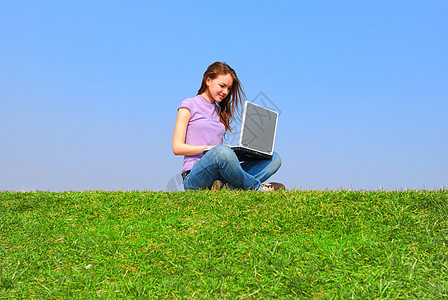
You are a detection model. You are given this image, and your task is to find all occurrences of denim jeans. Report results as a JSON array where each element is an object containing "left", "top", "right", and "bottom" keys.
[{"left": 183, "top": 145, "right": 281, "bottom": 190}]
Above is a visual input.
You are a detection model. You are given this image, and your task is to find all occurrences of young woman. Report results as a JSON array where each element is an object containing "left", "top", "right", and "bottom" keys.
[{"left": 172, "top": 62, "right": 284, "bottom": 191}]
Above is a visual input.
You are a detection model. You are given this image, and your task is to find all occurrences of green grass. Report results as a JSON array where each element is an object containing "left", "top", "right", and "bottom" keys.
[{"left": 1, "top": 190, "right": 447, "bottom": 298}]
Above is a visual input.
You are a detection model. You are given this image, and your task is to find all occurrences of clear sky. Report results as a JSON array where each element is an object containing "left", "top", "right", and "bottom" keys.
[{"left": 1, "top": 1, "right": 447, "bottom": 191}]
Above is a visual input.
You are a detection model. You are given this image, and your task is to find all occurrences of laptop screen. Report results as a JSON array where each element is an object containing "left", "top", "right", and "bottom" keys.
[{"left": 239, "top": 102, "right": 278, "bottom": 153}]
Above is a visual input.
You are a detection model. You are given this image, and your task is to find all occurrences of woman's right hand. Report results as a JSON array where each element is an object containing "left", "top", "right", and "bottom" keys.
[{"left": 173, "top": 108, "right": 216, "bottom": 156}]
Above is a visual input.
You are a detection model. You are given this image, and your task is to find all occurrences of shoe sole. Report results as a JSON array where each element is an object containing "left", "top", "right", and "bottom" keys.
[
  {"left": 264, "top": 182, "right": 285, "bottom": 191},
  {"left": 210, "top": 180, "right": 224, "bottom": 191}
]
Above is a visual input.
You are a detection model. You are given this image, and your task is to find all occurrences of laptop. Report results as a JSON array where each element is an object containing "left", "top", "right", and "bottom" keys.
[{"left": 204, "top": 101, "right": 279, "bottom": 161}]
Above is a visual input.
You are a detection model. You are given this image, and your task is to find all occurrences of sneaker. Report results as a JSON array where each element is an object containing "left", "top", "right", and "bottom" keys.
[
  {"left": 210, "top": 180, "right": 224, "bottom": 191},
  {"left": 260, "top": 182, "right": 285, "bottom": 191}
]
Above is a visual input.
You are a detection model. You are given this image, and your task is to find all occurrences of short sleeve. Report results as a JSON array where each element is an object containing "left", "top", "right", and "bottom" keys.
[{"left": 178, "top": 98, "right": 196, "bottom": 116}]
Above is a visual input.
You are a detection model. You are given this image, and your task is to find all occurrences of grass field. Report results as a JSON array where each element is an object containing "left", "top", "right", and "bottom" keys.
[{"left": 1, "top": 189, "right": 447, "bottom": 298}]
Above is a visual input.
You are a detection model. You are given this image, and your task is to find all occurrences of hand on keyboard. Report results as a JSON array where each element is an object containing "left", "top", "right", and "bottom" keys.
[
  {"left": 203, "top": 145, "right": 216, "bottom": 153},
  {"left": 203, "top": 144, "right": 232, "bottom": 154}
]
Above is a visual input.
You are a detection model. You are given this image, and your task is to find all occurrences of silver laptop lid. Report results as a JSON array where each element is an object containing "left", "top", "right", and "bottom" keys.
[{"left": 239, "top": 101, "right": 278, "bottom": 154}]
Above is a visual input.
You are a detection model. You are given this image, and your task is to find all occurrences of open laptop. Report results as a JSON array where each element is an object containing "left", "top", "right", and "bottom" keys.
[{"left": 204, "top": 101, "right": 278, "bottom": 161}]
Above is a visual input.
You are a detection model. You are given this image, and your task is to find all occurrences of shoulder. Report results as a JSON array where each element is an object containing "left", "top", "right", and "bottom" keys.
[
  {"left": 179, "top": 96, "right": 198, "bottom": 110},
  {"left": 179, "top": 95, "right": 203, "bottom": 114}
]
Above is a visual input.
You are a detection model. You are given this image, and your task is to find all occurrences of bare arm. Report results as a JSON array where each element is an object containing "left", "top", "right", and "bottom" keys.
[{"left": 172, "top": 108, "right": 212, "bottom": 156}]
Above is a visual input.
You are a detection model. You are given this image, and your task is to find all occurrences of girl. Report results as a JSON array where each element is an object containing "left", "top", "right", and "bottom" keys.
[{"left": 172, "top": 62, "right": 284, "bottom": 191}]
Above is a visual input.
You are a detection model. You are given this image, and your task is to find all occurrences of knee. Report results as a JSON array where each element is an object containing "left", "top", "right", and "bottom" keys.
[
  {"left": 210, "top": 145, "right": 237, "bottom": 162},
  {"left": 272, "top": 151, "right": 282, "bottom": 168}
]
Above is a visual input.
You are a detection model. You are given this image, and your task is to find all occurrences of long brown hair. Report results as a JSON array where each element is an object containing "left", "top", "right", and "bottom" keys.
[{"left": 197, "top": 62, "right": 246, "bottom": 131}]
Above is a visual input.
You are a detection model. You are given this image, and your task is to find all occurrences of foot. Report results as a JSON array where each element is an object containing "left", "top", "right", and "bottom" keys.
[
  {"left": 210, "top": 180, "right": 225, "bottom": 191},
  {"left": 260, "top": 182, "right": 285, "bottom": 191}
]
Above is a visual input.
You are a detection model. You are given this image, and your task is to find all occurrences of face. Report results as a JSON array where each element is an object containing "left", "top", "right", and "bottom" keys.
[{"left": 206, "top": 74, "right": 233, "bottom": 103}]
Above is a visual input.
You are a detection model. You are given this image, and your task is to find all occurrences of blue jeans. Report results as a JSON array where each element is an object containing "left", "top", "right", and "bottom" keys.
[{"left": 183, "top": 145, "right": 281, "bottom": 190}]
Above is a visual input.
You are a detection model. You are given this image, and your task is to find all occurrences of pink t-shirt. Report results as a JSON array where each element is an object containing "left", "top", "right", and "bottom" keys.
[{"left": 179, "top": 95, "right": 226, "bottom": 173}]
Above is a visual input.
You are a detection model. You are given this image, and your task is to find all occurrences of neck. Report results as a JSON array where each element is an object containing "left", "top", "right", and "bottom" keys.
[{"left": 201, "top": 92, "right": 215, "bottom": 103}]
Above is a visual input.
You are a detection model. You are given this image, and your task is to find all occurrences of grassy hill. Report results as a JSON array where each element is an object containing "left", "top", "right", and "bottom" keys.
[{"left": 1, "top": 190, "right": 447, "bottom": 298}]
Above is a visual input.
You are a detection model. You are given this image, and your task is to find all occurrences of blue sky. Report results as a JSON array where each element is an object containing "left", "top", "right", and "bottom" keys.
[{"left": 1, "top": 1, "right": 447, "bottom": 191}]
